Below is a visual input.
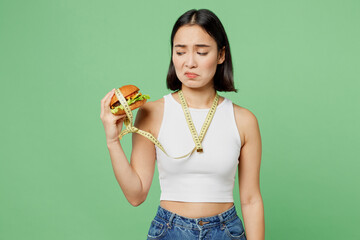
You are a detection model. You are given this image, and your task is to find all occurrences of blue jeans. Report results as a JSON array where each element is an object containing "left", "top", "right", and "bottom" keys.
[{"left": 147, "top": 204, "right": 246, "bottom": 240}]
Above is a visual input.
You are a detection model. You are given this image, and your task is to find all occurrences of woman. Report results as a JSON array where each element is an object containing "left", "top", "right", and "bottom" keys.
[{"left": 100, "top": 9, "right": 264, "bottom": 240}]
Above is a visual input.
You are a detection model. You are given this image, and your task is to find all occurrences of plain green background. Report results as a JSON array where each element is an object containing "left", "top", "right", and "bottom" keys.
[{"left": 1, "top": 0, "right": 359, "bottom": 239}]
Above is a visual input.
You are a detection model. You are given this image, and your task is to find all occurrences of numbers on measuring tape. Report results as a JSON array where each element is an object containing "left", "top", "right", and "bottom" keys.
[
  {"left": 178, "top": 90, "right": 219, "bottom": 153},
  {"left": 115, "top": 89, "right": 133, "bottom": 123}
]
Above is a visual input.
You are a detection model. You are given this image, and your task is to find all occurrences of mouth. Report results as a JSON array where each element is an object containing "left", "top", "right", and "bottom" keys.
[{"left": 185, "top": 73, "right": 199, "bottom": 78}]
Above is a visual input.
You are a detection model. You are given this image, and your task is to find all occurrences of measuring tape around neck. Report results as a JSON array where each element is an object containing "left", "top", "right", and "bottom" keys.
[
  {"left": 177, "top": 90, "right": 219, "bottom": 152},
  {"left": 114, "top": 89, "right": 219, "bottom": 159}
]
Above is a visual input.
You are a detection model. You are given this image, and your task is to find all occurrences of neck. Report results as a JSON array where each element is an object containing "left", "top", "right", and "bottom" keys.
[{"left": 180, "top": 84, "right": 217, "bottom": 109}]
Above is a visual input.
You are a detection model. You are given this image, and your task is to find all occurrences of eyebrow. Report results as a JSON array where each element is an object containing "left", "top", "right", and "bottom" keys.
[{"left": 174, "top": 44, "right": 211, "bottom": 48}]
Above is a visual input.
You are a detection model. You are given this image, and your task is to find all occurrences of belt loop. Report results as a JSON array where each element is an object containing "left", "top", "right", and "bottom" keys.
[
  {"left": 167, "top": 213, "right": 175, "bottom": 229},
  {"left": 218, "top": 212, "right": 226, "bottom": 230},
  {"left": 218, "top": 212, "right": 224, "bottom": 223}
]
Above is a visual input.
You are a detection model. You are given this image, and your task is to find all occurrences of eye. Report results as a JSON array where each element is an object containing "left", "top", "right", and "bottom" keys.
[
  {"left": 176, "top": 52, "right": 185, "bottom": 55},
  {"left": 198, "top": 52, "right": 208, "bottom": 56}
]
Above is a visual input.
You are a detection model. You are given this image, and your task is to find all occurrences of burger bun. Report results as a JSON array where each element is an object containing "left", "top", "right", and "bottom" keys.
[{"left": 111, "top": 99, "right": 147, "bottom": 115}]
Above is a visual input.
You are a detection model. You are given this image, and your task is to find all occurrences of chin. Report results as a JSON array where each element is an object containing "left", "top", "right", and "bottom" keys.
[
  {"left": 181, "top": 81, "right": 203, "bottom": 89},
  {"left": 180, "top": 79, "right": 212, "bottom": 89}
]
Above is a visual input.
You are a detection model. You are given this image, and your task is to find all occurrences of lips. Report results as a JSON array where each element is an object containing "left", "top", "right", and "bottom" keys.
[{"left": 185, "top": 72, "right": 199, "bottom": 78}]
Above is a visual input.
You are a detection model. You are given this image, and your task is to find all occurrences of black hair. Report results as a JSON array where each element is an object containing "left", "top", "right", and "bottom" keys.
[{"left": 166, "top": 9, "right": 237, "bottom": 92}]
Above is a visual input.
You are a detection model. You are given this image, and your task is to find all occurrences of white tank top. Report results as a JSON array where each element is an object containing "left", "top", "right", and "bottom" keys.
[{"left": 155, "top": 93, "right": 241, "bottom": 202}]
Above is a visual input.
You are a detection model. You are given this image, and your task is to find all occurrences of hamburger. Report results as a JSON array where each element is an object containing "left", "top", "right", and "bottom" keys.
[{"left": 110, "top": 85, "right": 150, "bottom": 115}]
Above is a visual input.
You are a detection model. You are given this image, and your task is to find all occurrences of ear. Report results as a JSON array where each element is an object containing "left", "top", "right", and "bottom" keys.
[{"left": 217, "top": 46, "right": 225, "bottom": 64}]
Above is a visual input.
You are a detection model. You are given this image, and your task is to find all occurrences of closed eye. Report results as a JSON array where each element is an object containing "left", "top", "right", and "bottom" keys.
[{"left": 176, "top": 52, "right": 208, "bottom": 56}]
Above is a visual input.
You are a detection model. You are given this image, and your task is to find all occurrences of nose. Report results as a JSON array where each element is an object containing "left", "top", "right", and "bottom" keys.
[{"left": 185, "top": 53, "right": 197, "bottom": 68}]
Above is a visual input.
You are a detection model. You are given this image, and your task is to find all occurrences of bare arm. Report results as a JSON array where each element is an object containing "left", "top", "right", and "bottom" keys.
[
  {"left": 101, "top": 90, "right": 158, "bottom": 206},
  {"left": 235, "top": 105, "right": 265, "bottom": 240},
  {"left": 107, "top": 140, "right": 145, "bottom": 206},
  {"left": 109, "top": 102, "right": 158, "bottom": 206}
]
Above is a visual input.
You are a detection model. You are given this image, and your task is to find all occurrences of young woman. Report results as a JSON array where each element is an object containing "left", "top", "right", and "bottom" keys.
[{"left": 100, "top": 9, "right": 264, "bottom": 240}]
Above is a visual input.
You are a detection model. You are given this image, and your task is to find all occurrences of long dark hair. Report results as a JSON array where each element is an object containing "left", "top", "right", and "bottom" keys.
[{"left": 166, "top": 9, "right": 237, "bottom": 92}]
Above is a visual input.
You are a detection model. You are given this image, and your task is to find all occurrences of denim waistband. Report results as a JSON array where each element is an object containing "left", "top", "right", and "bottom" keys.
[{"left": 154, "top": 204, "right": 238, "bottom": 230}]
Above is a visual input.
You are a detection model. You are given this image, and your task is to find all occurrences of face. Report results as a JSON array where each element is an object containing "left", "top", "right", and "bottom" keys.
[{"left": 172, "top": 25, "right": 225, "bottom": 90}]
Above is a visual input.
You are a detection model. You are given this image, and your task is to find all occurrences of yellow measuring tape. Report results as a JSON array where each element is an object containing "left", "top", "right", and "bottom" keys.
[{"left": 114, "top": 89, "right": 219, "bottom": 159}]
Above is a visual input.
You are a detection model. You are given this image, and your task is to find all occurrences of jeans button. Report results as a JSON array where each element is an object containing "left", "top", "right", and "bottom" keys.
[
  {"left": 199, "top": 220, "right": 209, "bottom": 226},
  {"left": 220, "top": 223, "right": 225, "bottom": 230}
]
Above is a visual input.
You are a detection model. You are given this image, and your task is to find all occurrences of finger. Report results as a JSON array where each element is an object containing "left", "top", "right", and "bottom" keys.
[
  {"left": 105, "top": 89, "right": 116, "bottom": 106},
  {"left": 101, "top": 89, "right": 116, "bottom": 118},
  {"left": 101, "top": 88, "right": 115, "bottom": 103},
  {"left": 115, "top": 114, "right": 127, "bottom": 124},
  {"left": 102, "top": 89, "right": 116, "bottom": 112},
  {"left": 112, "top": 110, "right": 126, "bottom": 118},
  {"left": 115, "top": 113, "right": 127, "bottom": 119}
]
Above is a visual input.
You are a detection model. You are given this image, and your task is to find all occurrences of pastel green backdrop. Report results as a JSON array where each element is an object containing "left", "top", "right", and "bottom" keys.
[{"left": 0, "top": 0, "right": 359, "bottom": 239}]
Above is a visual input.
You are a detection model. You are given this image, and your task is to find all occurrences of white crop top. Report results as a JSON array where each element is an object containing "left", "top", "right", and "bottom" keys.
[{"left": 155, "top": 93, "right": 241, "bottom": 202}]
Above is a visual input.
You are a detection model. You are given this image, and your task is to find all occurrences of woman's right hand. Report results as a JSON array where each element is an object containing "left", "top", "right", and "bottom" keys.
[{"left": 100, "top": 89, "right": 127, "bottom": 145}]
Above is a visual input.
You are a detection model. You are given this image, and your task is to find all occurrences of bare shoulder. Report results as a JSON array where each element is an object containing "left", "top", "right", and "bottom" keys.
[
  {"left": 138, "top": 97, "right": 164, "bottom": 118},
  {"left": 143, "top": 97, "right": 164, "bottom": 110},
  {"left": 134, "top": 97, "right": 164, "bottom": 138},
  {"left": 233, "top": 103, "right": 259, "bottom": 126},
  {"left": 232, "top": 103, "right": 260, "bottom": 147}
]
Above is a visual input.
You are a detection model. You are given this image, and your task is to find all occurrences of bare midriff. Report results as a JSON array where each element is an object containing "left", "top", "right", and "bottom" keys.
[{"left": 160, "top": 200, "right": 235, "bottom": 218}]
